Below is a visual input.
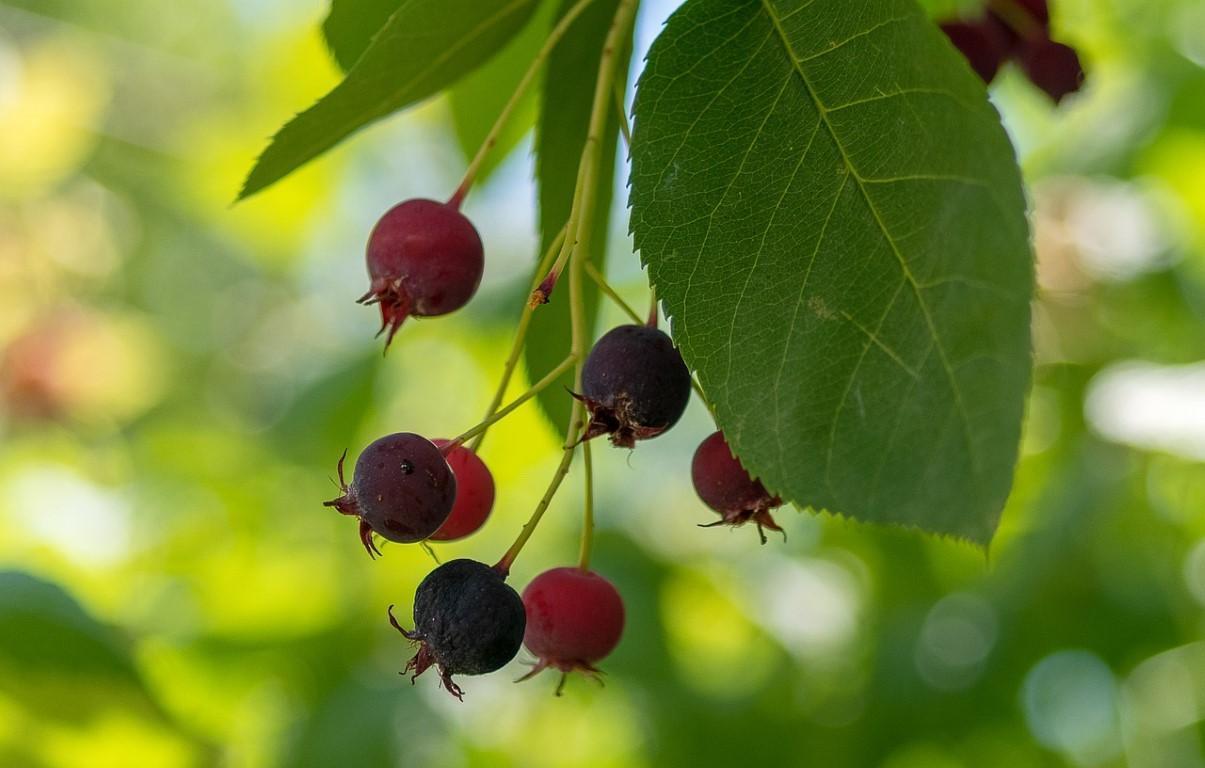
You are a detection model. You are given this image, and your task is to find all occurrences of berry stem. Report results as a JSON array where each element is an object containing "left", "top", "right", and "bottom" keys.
[
  {"left": 614, "top": 82, "right": 632, "bottom": 150},
  {"left": 495, "top": 0, "right": 638, "bottom": 575},
  {"left": 646, "top": 284, "right": 658, "bottom": 328},
  {"left": 987, "top": 0, "right": 1044, "bottom": 41},
  {"left": 449, "top": 0, "right": 601, "bottom": 208},
  {"left": 577, "top": 439, "right": 594, "bottom": 570},
  {"left": 584, "top": 261, "right": 642, "bottom": 325},
  {"left": 453, "top": 354, "right": 577, "bottom": 445},
  {"left": 495, "top": 412, "right": 585, "bottom": 575},
  {"left": 469, "top": 224, "right": 568, "bottom": 452}
]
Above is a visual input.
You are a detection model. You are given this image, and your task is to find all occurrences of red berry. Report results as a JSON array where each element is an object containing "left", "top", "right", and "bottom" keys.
[
  {"left": 577, "top": 324, "right": 692, "bottom": 448},
  {"left": 940, "top": 18, "right": 1011, "bottom": 84},
  {"left": 519, "top": 567, "right": 625, "bottom": 694},
  {"left": 428, "top": 440, "right": 494, "bottom": 542},
  {"left": 325, "top": 432, "right": 456, "bottom": 557},
  {"left": 1018, "top": 37, "right": 1084, "bottom": 103},
  {"left": 360, "top": 198, "right": 484, "bottom": 349},
  {"left": 692, "top": 430, "right": 784, "bottom": 544}
]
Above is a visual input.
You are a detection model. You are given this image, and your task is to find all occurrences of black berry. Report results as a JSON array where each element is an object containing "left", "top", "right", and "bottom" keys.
[
  {"left": 325, "top": 432, "right": 456, "bottom": 558},
  {"left": 692, "top": 430, "right": 784, "bottom": 544},
  {"left": 389, "top": 559, "right": 526, "bottom": 699},
  {"left": 360, "top": 198, "right": 484, "bottom": 349},
  {"left": 577, "top": 324, "right": 692, "bottom": 448}
]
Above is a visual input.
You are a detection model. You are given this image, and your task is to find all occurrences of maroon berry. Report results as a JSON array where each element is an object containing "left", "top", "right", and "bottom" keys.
[
  {"left": 428, "top": 440, "right": 494, "bottom": 542},
  {"left": 692, "top": 430, "right": 784, "bottom": 544},
  {"left": 577, "top": 324, "right": 692, "bottom": 448},
  {"left": 325, "top": 432, "right": 456, "bottom": 558},
  {"left": 940, "top": 18, "right": 1012, "bottom": 84},
  {"left": 388, "top": 559, "right": 526, "bottom": 699},
  {"left": 519, "top": 567, "right": 625, "bottom": 694},
  {"left": 1018, "top": 37, "right": 1084, "bottom": 103},
  {"left": 359, "top": 198, "right": 484, "bottom": 349}
]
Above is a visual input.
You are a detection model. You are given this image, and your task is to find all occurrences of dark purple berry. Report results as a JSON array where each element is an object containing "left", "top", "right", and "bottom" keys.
[
  {"left": 325, "top": 432, "right": 456, "bottom": 558},
  {"left": 940, "top": 18, "right": 1012, "bottom": 84},
  {"left": 388, "top": 559, "right": 526, "bottom": 700},
  {"left": 576, "top": 324, "right": 692, "bottom": 448},
  {"left": 359, "top": 198, "right": 484, "bottom": 349},
  {"left": 692, "top": 430, "right": 784, "bottom": 544},
  {"left": 1018, "top": 37, "right": 1084, "bottom": 103}
]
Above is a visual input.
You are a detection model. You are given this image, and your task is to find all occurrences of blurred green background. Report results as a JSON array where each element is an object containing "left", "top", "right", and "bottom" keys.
[{"left": 0, "top": 0, "right": 1203, "bottom": 766}]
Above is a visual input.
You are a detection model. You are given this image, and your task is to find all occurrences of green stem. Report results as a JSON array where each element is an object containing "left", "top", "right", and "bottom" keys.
[
  {"left": 614, "top": 82, "right": 632, "bottom": 150},
  {"left": 469, "top": 225, "right": 568, "bottom": 452},
  {"left": 577, "top": 439, "right": 594, "bottom": 570},
  {"left": 584, "top": 261, "right": 642, "bottom": 325},
  {"left": 453, "top": 355, "right": 577, "bottom": 445},
  {"left": 450, "top": 0, "right": 600, "bottom": 207}
]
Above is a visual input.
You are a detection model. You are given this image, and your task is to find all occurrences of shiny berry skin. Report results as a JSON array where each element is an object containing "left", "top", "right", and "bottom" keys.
[
  {"left": 1018, "top": 37, "right": 1084, "bottom": 103},
  {"left": 577, "top": 324, "right": 692, "bottom": 448},
  {"left": 692, "top": 430, "right": 784, "bottom": 544},
  {"left": 359, "top": 198, "right": 484, "bottom": 349},
  {"left": 519, "top": 567, "right": 625, "bottom": 694},
  {"left": 428, "top": 440, "right": 494, "bottom": 542},
  {"left": 940, "top": 18, "right": 1011, "bottom": 84},
  {"left": 389, "top": 559, "right": 525, "bottom": 700},
  {"left": 325, "top": 432, "right": 456, "bottom": 558}
]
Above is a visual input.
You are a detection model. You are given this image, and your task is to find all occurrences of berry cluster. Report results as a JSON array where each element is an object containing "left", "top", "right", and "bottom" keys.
[
  {"left": 940, "top": 0, "right": 1085, "bottom": 103},
  {"left": 317, "top": 0, "right": 784, "bottom": 699}
]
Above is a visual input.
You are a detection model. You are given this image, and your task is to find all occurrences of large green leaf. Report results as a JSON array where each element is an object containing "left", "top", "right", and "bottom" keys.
[
  {"left": 524, "top": 0, "right": 631, "bottom": 430},
  {"left": 321, "top": 0, "right": 404, "bottom": 71},
  {"left": 239, "top": 0, "right": 539, "bottom": 200},
  {"left": 629, "top": 0, "right": 1032, "bottom": 543}
]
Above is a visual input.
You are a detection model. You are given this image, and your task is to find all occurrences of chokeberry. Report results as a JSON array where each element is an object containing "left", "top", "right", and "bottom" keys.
[
  {"left": 428, "top": 440, "right": 494, "bottom": 542},
  {"left": 325, "top": 432, "right": 456, "bottom": 558},
  {"left": 940, "top": 18, "right": 1011, "bottom": 83},
  {"left": 389, "top": 559, "right": 526, "bottom": 699},
  {"left": 1018, "top": 37, "right": 1084, "bottom": 103},
  {"left": 692, "top": 430, "right": 784, "bottom": 544},
  {"left": 360, "top": 198, "right": 484, "bottom": 349},
  {"left": 576, "top": 324, "right": 692, "bottom": 448},
  {"left": 519, "top": 567, "right": 625, "bottom": 695}
]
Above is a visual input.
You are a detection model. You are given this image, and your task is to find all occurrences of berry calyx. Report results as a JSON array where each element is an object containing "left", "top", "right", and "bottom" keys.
[
  {"left": 576, "top": 324, "right": 692, "bottom": 448},
  {"left": 519, "top": 567, "right": 625, "bottom": 695},
  {"left": 325, "top": 432, "right": 456, "bottom": 558},
  {"left": 360, "top": 198, "right": 484, "bottom": 349},
  {"left": 389, "top": 559, "right": 526, "bottom": 700},
  {"left": 692, "top": 430, "right": 784, "bottom": 544},
  {"left": 428, "top": 440, "right": 495, "bottom": 542}
]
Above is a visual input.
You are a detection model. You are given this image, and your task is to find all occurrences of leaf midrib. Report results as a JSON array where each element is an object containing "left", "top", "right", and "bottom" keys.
[{"left": 756, "top": 0, "right": 982, "bottom": 483}]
